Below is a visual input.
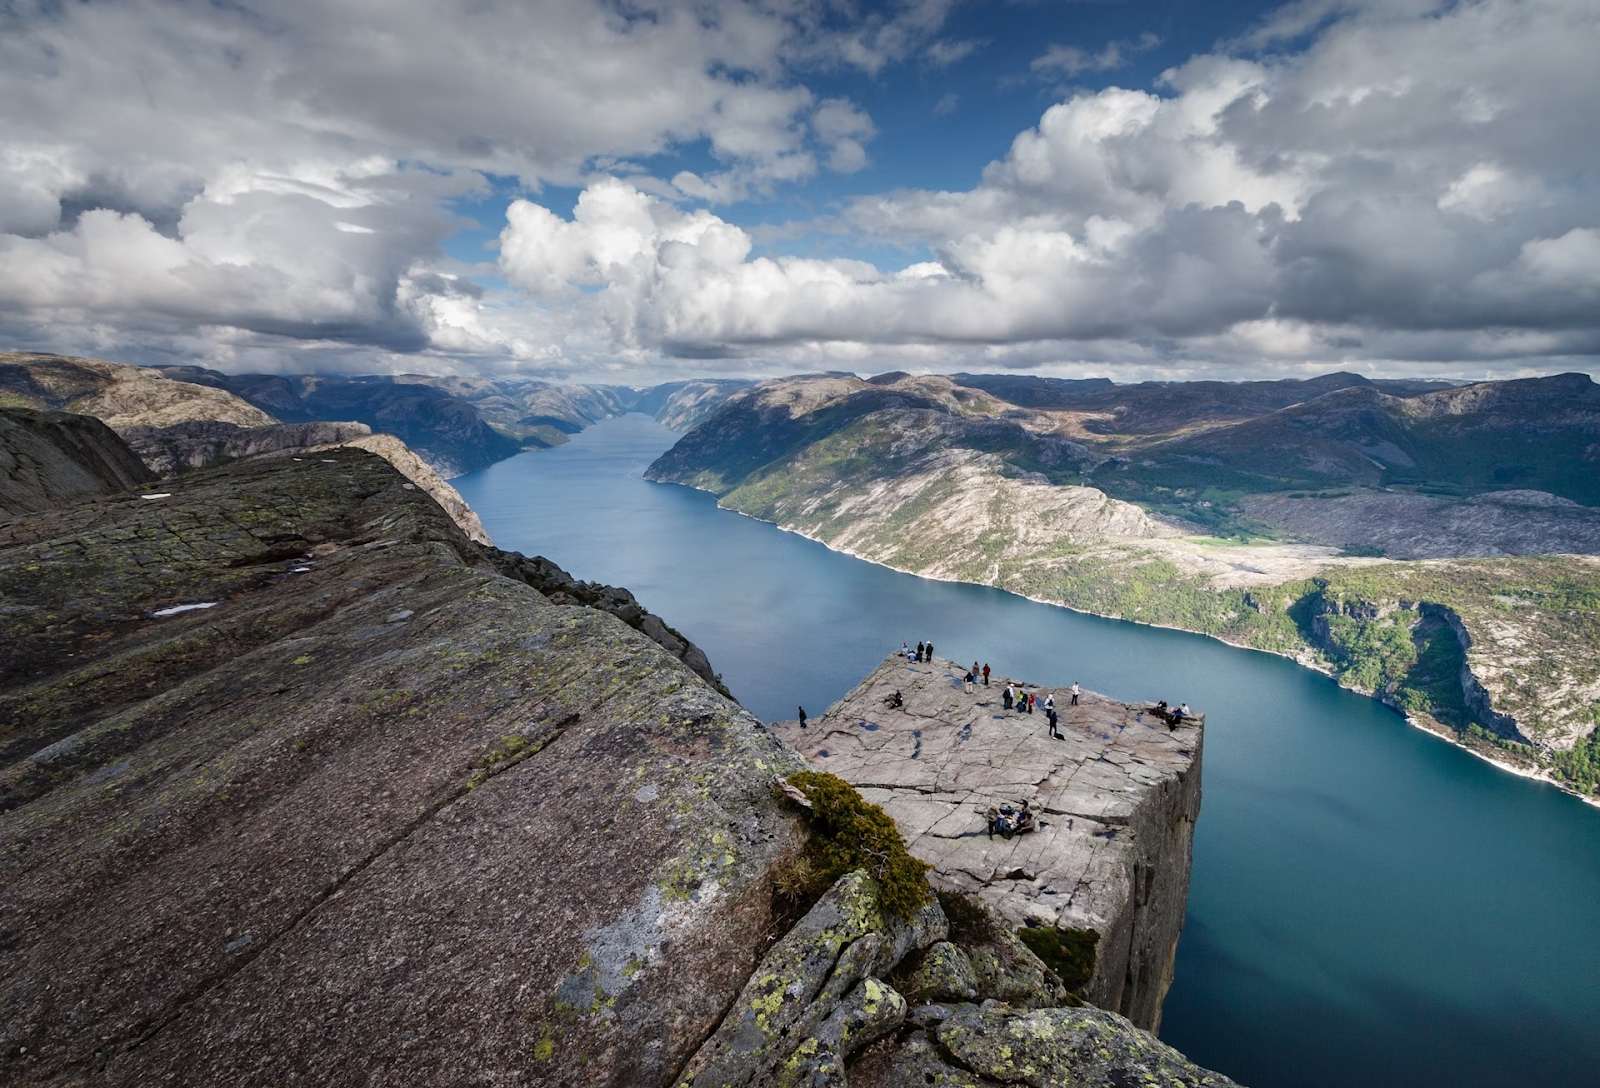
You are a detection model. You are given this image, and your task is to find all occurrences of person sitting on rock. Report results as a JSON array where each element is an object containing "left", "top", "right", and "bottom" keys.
[
  {"left": 1016, "top": 800, "right": 1037, "bottom": 834},
  {"left": 1175, "top": 702, "right": 1191, "bottom": 721},
  {"left": 988, "top": 804, "right": 1017, "bottom": 839},
  {"left": 885, "top": 689, "right": 904, "bottom": 709}
]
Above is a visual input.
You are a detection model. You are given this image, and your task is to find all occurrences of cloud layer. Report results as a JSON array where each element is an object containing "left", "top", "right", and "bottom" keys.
[
  {"left": 500, "top": 0, "right": 1600, "bottom": 374},
  {"left": 1, "top": 0, "right": 1597, "bottom": 379}
]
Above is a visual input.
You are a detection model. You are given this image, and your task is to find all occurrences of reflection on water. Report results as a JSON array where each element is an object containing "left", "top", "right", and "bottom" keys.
[{"left": 455, "top": 414, "right": 1600, "bottom": 1088}]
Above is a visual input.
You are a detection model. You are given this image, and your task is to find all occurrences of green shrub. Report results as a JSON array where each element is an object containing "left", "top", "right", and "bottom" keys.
[
  {"left": 1017, "top": 926, "right": 1100, "bottom": 992},
  {"left": 785, "top": 770, "right": 933, "bottom": 919}
]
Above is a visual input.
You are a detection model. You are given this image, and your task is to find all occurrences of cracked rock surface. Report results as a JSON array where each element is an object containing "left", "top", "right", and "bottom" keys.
[
  {"left": 0, "top": 446, "right": 806, "bottom": 1087},
  {"left": 772, "top": 656, "right": 1203, "bottom": 1031}
]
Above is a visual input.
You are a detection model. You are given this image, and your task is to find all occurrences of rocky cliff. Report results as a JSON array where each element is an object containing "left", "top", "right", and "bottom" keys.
[
  {"left": 0, "top": 441, "right": 801, "bottom": 1087},
  {"left": 0, "top": 407, "right": 155, "bottom": 519},
  {"left": 1, "top": 419, "right": 1238, "bottom": 1087},
  {"left": 772, "top": 656, "right": 1202, "bottom": 1033}
]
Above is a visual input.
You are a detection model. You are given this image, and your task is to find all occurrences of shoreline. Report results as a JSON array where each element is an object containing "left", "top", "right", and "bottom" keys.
[{"left": 676, "top": 483, "right": 1600, "bottom": 811}]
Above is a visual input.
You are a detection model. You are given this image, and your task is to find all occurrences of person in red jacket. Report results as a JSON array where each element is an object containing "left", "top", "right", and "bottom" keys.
[{"left": 981, "top": 663, "right": 991, "bottom": 685}]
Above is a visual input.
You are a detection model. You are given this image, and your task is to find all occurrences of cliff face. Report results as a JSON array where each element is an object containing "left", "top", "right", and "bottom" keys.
[
  {"left": 0, "top": 407, "right": 155, "bottom": 519},
  {"left": 0, "top": 429, "right": 1237, "bottom": 1087},
  {"left": 0, "top": 447, "right": 809, "bottom": 1087},
  {"left": 772, "top": 656, "right": 1203, "bottom": 1034}
]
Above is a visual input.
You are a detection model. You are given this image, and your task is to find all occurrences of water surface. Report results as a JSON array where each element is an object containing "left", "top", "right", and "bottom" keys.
[{"left": 455, "top": 414, "right": 1600, "bottom": 1088}]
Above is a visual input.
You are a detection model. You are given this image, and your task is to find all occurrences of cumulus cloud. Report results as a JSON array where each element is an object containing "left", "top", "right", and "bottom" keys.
[
  {"left": 0, "top": 0, "right": 904, "bottom": 374},
  {"left": 3, "top": 0, "right": 1598, "bottom": 380},
  {"left": 499, "top": 0, "right": 1600, "bottom": 373}
]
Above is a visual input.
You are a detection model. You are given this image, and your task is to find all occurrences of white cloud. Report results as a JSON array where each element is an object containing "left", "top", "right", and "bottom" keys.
[
  {"left": 0, "top": 0, "right": 901, "bottom": 372},
  {"left": 2, "top": 0, "right": 1597, "bottom": 381},
  {"left": 494, "top": 0, "right": 1600, "bottom": 376}
]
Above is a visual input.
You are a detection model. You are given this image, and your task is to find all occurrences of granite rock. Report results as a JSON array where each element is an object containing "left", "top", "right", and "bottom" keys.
[
  {"left": 773, "top": 655, "right": 1203, "bottom": 1031},
  {"left": 0, "top": 447, "right": 805, "bottom": 1087}
]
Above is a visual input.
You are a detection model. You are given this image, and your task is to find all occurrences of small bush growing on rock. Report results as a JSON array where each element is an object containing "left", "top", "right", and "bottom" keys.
[
  {"left": 781, "top": 770, "right": 932, "bottom": 919},
  {"left": 1017, "top": 926, "right": 1100, "bottom": 992}
]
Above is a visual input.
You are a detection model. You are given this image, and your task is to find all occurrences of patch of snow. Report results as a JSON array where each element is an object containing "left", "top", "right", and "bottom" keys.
[{"left": 152, "top": 602, "right": 219, "bottom": 617}]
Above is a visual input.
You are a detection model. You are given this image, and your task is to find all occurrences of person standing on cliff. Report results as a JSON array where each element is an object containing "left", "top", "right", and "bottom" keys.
[
  {"left": 798, "top": 706, "right": 808, "bottom": 729},
  {"left": 1047, "top": 706, "right": 1063, "bottom": 739},
  {"left": 1003, "top": 684, "right": 1014, "bottom": 711},
  {"left": 925, "top": 640, "right": 934, "bottom": 661},
  {"left": 915, "top": 640, "right": 925, "bottom": 662},
  {"left": 1071, "top": 681, "right": 1081, "bottom": 706},
  {"left": 981, "top": 663, "right": 990, "bottom": 686}
]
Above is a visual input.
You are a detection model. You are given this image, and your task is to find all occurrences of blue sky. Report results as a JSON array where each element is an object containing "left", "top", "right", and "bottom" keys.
[{"left": 2, "top": 0, "right": 1597, "bottom": 382}]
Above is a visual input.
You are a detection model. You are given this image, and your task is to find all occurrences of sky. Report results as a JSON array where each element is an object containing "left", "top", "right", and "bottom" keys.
[{"left": 1, "top": 0, "right": 1597, "bottom": 384}]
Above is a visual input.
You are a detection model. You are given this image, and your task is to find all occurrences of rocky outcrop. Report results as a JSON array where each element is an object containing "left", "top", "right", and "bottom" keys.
[
  {"left": 676, "top": 868, "right": 1238, "bottom": 1088},
  {"left": 310, "top": 431, "right": 493, "bottom": 546},
  {"left": 0, "top": 352, "right": 274, "bottom": 430},
  {"left": 0, "top": 447, "right": 808, "bottom": 1087},
  {"left": 118, "top": 419, "right": 374, "bottom": 477},
  {"left": 772, "top": 656, "right": 1203, "bottom": 1033},
  {"left": 1241, "top": 489, "right": 1600, "bottom": 559},
  {"left": 0, "top": 407, "right": 155, "bottom": 519},
  {"left": 489, "top": 551, "right": 720, "bottom": 689}
]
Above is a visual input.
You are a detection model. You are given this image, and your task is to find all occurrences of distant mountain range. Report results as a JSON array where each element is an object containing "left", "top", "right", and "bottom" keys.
[
  {"left": 1, "top": 353, "right": 754, "bottom": 478},
  {"left": 646, "top": 369, "right": 1600, "bottom": 799}
]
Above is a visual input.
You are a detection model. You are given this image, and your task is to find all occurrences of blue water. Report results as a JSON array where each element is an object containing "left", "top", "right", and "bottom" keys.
[{"left": 455, "top": 414, "right": 1600, "bottom": 1088}]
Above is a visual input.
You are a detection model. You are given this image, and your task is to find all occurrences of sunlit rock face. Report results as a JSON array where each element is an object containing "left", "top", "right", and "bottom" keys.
[{"left": 773, "top": 654, "right": 1204, "bottom": 1032}]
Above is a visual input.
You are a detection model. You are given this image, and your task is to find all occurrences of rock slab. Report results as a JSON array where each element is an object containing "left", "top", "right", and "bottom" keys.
[{"left": 772, "top": 656, "right": 1203, "bottom": 1031}]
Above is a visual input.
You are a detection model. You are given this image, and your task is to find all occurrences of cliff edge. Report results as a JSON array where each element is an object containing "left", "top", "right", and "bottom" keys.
[{"left": 773, "top": 656, "right": 1202, "bottom": 1033}]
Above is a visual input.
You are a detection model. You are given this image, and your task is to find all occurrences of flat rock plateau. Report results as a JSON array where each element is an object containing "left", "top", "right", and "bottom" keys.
[{"left": 773, "top": 656, "right": 1203, "bottom": 1032}]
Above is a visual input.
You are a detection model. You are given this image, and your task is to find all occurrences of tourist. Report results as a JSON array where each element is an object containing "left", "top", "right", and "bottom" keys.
[
  {"left": 1003, "top": 684, "right": 1014, "bottom": 711},
  {"left": 1177, "top": 702, "right": 1192, "bottom": 721},
  {"left": 1047, "top": 707, "right": 1063, "bottom": 740},
  {"left": 972, "top": 662, "right": 981, "bottom": 684},
  {"left": 886, "top": 690, "right": 904, "bottom": 710},
  {"left": 1025, "top": 689, "right": 1035, "bottom": 714},
  {"left": 916, "top": 640, "right": 925, "bottom": 662},
  {"left": 1045, "top": 693, "right": 1054, "bottom": 712},
  {"left": 798, "top": 706, "right": 808, "bottom": 729},
  {"left": 982, "top": 663, "right": 991, "bottom": 686},
  {"left": 963, "top": 670, "right": 976, "bottom": 692},
  {"left": 1017, "top": 800, "right": 1037, "bottom": 833},
  {"left": 902, "top": 641, "right": 914, "bottom": 661},
  {"left": 926, "top": 641, "right": 934, "bottom": 661},
  {"left": 1071, "top": 681, "right": 1081, "bottom": 706}
]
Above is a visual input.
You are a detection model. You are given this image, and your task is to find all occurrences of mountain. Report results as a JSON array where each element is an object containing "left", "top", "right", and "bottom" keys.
[
  {"left": 631, "top": 378, "right": 757, "bottom": 430},
  {"left": 0, "top": 352, "right": 273, "bottom": 430},
  {"left": 1096, "top": 374, "right": 1600, "bottom": 513},
  {"left": 646, "top": 370, "right": 1600, "bottom": 793},
  {"left": 154, "top": 368, "right": 523, "bottom": 476}
]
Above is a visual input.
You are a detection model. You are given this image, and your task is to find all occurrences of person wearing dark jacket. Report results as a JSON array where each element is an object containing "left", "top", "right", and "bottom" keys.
[{"left": 798, "top": 706, "right": 808, "bottom": 728}]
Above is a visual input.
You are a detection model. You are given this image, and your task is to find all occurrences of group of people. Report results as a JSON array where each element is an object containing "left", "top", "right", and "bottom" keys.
[
  {"left": 902, "top": 640, "right": 936, "bottom": 663},
  {"left": 987, "top": 799, "right": 1036, "bottom": 839},
  {"left": 1148, "top": 700, "right": 1192, "bottom": 728}
]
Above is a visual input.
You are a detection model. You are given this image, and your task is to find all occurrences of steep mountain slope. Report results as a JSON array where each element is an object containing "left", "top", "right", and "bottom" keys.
[
  {"left": 0, "top": 407, "right": 155, "bottom": 519},
  {"left": 154, "top": 368, "right": 521, "bottom": 476},
  {"left": 1098, "top": 374, "right": 1600, "bottom": 509},
  {"left": 647, "top": 371, "right": 1600, "bottom": 797},
  {"left": 631, "top": 378, "right": 757, "bottom": 430}
]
